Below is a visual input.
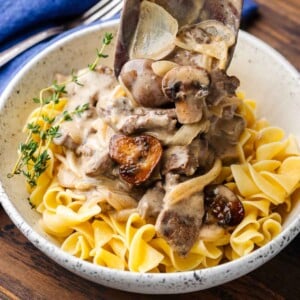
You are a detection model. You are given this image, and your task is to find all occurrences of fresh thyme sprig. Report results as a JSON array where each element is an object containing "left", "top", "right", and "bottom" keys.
[
  {"left": 71, "top": 69, "right": 84, "bottom": 86},
  {"left": 89, "top": 32, "right": 113, "bottom": 71},
  {"left": 8, "top": 33, "right": 113, "bottom": 188},
  {"left": 62, "top": 103, "right": 90, "bottom": 121}
]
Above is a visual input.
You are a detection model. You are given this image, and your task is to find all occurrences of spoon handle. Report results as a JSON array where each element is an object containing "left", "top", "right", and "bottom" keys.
[{"left": 0, "top": 27, "right": 63, "bottom": 68}]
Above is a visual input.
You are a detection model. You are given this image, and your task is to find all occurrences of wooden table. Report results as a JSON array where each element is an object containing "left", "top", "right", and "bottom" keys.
[{"left": 1, "top": 0, "right": 299, "bottom": 299}]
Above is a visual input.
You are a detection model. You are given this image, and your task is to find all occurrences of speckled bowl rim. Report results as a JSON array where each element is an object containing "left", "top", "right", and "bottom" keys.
[{"left": 0, "top": 20, "right": 300, "bottom": 294}]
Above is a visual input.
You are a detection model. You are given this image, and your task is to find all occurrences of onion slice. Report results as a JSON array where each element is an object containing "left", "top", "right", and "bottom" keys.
[
  {"left": 151, "top": 60, "right": 178, "bottom": 77},
  {"left": 164, "top": 159, "right": 222, "bottom": 205},
  {"left": 129, "top": 1, "right": 178, "bottom": 61},
  {"left": 166, "top": 120, "right": 210, "bottom": 146}
]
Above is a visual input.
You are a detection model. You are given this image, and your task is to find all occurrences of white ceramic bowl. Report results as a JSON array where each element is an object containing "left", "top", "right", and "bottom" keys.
[{"left": 0, "top": 20, "right": 299, "bottom": 294}]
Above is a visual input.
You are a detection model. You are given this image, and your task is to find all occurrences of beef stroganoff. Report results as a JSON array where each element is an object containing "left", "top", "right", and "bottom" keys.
[{"left": 11, "top": 1, "right": 300, "bottom": 272}]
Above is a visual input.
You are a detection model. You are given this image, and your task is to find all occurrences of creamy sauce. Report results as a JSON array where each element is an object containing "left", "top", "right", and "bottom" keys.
[
  {"left": 65, "top": 66, "right": 118, "bottom": 110},
  {"left": 54, "top": 67, "right": 134, "bottom": 201}
]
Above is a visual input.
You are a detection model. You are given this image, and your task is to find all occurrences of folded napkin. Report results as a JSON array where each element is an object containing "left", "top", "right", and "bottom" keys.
[
  {"left": 0, "top": 0, "right": 258, "bottom": 95},
  {"left": 241, "top": 0, "right": 259, "bottom": 27}
]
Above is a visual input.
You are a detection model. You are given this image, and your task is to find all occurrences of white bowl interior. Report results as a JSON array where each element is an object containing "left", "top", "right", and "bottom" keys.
[{"left": 0, "top": 21, "right": 299, "bottom": 293}]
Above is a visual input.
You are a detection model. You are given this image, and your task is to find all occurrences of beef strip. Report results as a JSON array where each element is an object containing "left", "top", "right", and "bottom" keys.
[
  {"left": 76, "top": 143, "right": 114, "bottom": 177},
  {"left": 207, "top": 115, "right": 245, "bottom": 164},
  {"left": 206, "top": 69, "right": 240, "bottom": 105},
  {"left": 155, "top": 192, "right": 205, "bottom": 256},
  {"left": 162, "top": 139, "right": 215, "bottom": 176},
  {"left": 98, "top": 97, "right": 177, "bottom": 135},
  {"left": 162, "top": 139, "right": 200, "bottom": 176},
  {"left": 195, "top": 69, "right": 246, "bottom": 164},
  {"left": 162, "top": 145, "right": 197, "bottom": 176},
  {"left": 137, "top": 182, "right": 165, "bottom": 223},
  {"left": 119, "top": 108, "right": 177, "bottom": 135},
  {"left": 164, "top": 172, "right": 181, "bottom": 192},
  {"left": 212, "top": 115, "right": 245, "bottom": 144}
]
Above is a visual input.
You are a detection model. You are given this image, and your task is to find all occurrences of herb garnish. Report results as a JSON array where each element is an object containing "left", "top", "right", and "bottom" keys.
[
  {"left": 8, "top": 33, "right": 113, "bottom": 190},
  {"left": 88, "top": 32, "right": 113, "bottom": 71}
]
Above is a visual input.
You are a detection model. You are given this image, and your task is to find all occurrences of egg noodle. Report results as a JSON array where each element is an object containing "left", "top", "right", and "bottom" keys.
[{"left": 22, "top": 86, "right": 300, "bottom": 273}]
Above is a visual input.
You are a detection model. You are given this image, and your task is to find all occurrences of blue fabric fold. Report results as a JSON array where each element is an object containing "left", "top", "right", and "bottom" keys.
[
  {"left": 0, "top": 0, "right": 100, "bottom": 46},
  {"left": 241, "top": 0, "right": 259, "bottom": 26},
  {"left": 0, "top": 0, "right": 258, "bottom": 95}
]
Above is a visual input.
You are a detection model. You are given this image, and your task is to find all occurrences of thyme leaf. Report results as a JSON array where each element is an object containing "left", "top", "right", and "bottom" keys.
[
  {"left": 52, "top": 81, "right": 67, "bottom": 94},
  {"left": 34, "top": 150, "right": 50, "bottom": 176},
  {"left": 89, "top": 32, "right": 113, "bottom": 71},
  {"left": 62, "top": 103, "right": 89, "bottom": 121},
  {"left": 42, "top": 115, "right": 55, "bottom": 124},
  {"left": 71, "top": 69, "right": 84, "bottom": 87},
  {"left": 97, "top": 49, "right": 109, "bottom": 59},
  {"left": 62, "top": 110, "right": 73, "bottom": 121},
  {"left": 27, "top": 123, "right": 41, "bottom": 134},
  {"left": 47, "top": 126, "right": 61, "bottom": 139},
  {"left": 32, "top": 97, "right": 41, "bottom": 103},
  {"left": 103, "top": 32, "right": 113, "bottom": 45},
  {"left": 74, "top": 103, "right": 89, "bottom": 117}
]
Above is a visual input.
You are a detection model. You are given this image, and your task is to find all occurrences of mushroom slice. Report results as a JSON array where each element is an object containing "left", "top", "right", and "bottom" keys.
[
  {"left": 204, "top": 184, "right": 244, "bottom": 226},
  {"left": 119, "top": 59, "right": 171, "bottom": 108},
  {"left": 109, "top": 134, "right": 163, "bottom": 185},
  {"left": 129, "top": 1, "right": 178, "bottom": 61},
  {"left": 175, "top": 20, "right": 236, "bottom": 70},
  {"left": 162, "top": 66, "right": 210, "bottom": 124}
]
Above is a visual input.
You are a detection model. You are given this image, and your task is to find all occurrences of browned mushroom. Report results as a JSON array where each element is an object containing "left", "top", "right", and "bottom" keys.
[
  {"left": 119, "top": 59, "right": 172, "bottom": 108},
  {"left": 109, "top": 134, "right": 163, "bottom": 185},
  {"left": 203, "top": 184, "right": 244, "bottom": 226},
  {"left": 162, "top": 66, "right": 210, "bottom": 124}
]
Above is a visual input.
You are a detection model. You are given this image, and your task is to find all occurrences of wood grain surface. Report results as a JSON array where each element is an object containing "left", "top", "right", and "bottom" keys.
[{"left": 1, "top": 0, "right": 299, "bottom": 299}]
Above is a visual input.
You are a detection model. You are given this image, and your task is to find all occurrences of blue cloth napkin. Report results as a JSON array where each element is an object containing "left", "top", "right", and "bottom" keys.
[
  {"left": 0, "top": 0, "right": 258, "bottom": 95},
  {"left": 241, "top": 0, "right": 259, "bottom": 26}
]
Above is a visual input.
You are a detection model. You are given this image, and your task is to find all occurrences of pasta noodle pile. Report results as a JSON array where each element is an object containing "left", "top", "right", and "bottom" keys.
[{"left": 26, "top": 91, "right": 300, "bottom": 273}]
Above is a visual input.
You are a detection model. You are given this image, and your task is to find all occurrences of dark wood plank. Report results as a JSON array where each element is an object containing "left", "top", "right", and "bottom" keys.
[
  {"left": 247, "top": 0, "right": 300, "bottom": 70},
  {"left": 1, "top": 0, "right": 299, "bottom": 299}
]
